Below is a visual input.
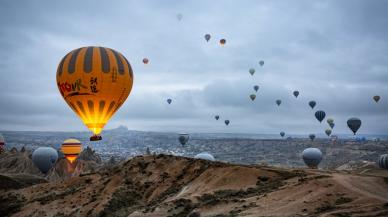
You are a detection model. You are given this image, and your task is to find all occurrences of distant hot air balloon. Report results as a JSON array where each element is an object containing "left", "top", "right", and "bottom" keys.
[
  {"left": 326, "top": 118, "right": 334, "bottom": 125},
  {"left": 378, "top": 154, "right": 388, "bottom": 169},
  {"left": 249, "top": 68, "right": 255, "bottom": 76},
  {"left": 280, "top": 132, "right": 285, "bottom": 138},
  {"left": 220, "top": 39, "right": 226, "bottom": 46},
  {"left": 176, "top": 13, "right": 183, "bottom": 21},
  {"left": 178, "top": 133, "right": 190, "bottom": 146},
  {"left": 224, "top": 120, "right": 230, "bottom": 126},
  {"left": 293, "top": 91, "right": 299, "bottom": 98},
  {"left": 61, "top": 139, "right": 82, "bottom": 163},
  {"left": 309, "top": 101, "right": 316, "bottom": 109},
  {"left": 250, "top": 94, "right": 256, "bottom": 101},
  {"left": 309, "top": 134, "right": 316, "bottom": 141},
  {"left": 215, "top": 115, "right": 220, "bottom": 120},
  {"left": 0, "top": 134, "right": 5, "bottom": 154},
  {"left": 325, "top": 129, "right": 332, "bottom": 137},
  {"left": 302, "top": 148, "right": 322, "bottom": 169},
  {"left": 57, "top": 46, "right": 134, "bottom": 141},
  {"left": 329, "top": 122, "right": 335, "bottom": 129},
  {"left": 253, "top": 85, "right": 259, "bottom": 92},
  {"left": 142, "top": 58, "right": 149, "bottom": 64},
  {"left": 315, "top": 110, "right": 326, "bottom": 123},
  {"left": 373, "top": 95, "right": 380, "bottom": 103},
  {"left": 204, "top": 34, "right": 211, "bottom": 42},
  {"left": 167, "top": 98, "right": 172, "bottom": 104},
  {"left": 276, "top": 99, "right": 281, "bottom": 106},
  {"left": 32, "top": 147, "right": 58, "bottom": 173},
  {"left": 347, "top": 117, "right": 361, "bottom": 135},
  {"left": 259, "top": 60, "right": 264, "bottom": 66},
  {"left": 194, "top": 152, "right": 215, "bottom": 161}
]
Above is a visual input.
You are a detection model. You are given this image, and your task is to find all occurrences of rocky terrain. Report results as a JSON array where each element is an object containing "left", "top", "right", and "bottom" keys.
[{"left": 1, "top": 154, "right": 388, "bottom": 217}]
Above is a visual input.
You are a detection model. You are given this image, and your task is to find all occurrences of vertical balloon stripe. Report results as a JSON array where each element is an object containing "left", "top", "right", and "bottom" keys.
[
  {"left": 99, "top": 47, "right": 110, "bottom": 73},
  {"left": 87, "top": 100, "right": 95, "bottom": 120},
  {"left": 120, "top": 54, "right": 133, "bottom": 78},
  {"left": 97, "top": 100, "right": 106, "bottom": 124},
  {"left": 83, "top": 47, "right": 94, "bottom": 73},
  {"left": 57, "top": 53, "right": 70, "bottom": 76},
  {"left": 105, "top": 101, "right": 116, "bottom": 120},
  {"left": 110, "top": 49, "right": 125, "bottom": 75},
  {"left": 68, "top": 48, "right": 82, "bottom": 74},
  {"left": 76, "top": 101, "right": 89, "bottom": 123},
  {"left": 70, "top": 102, "right": 87, "bottom": 122}
]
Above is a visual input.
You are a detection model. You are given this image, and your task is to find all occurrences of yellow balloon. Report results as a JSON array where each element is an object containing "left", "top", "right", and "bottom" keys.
[
  {"left": 61, "top": 138, "right": 82, "bottom": 163},
  {"left": 57, "top": 46, "right": 133, "bottom": 138}
]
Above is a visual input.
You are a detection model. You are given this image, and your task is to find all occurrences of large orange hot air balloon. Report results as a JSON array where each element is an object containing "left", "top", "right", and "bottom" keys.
[
  {"left": 61, "top": 139, "right": 82, "bottom": 163},
  {"left": 57, "top": 46, "right": 134, "bottom": 141}
]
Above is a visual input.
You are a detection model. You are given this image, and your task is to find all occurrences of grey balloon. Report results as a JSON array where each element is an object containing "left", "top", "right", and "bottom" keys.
[
  {"left": 302, "top": 148, "right": 322, "bottom": 168},
  {"left": 32, "top": 147, "right": 58, "bottom": 173},
  {"left": 378, "top": 154, "right": 388, "bottom": 169},
  {"left": 178, "top": 133, "right": 190, "bottom": 146},
  {"left": 194, "top": 152, "right": 215, "bottom": 161}
]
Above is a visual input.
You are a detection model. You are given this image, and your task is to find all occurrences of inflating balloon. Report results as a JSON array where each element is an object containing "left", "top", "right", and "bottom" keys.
[
  {"left": 325, "top": 129, "right": 332, "bottom": 137},
  {"left": 309, "top": 101, "right": 316, "bottom": 109},
  {"left": 220, "top": 39, "right": 226, "bottom": 46},
  {"left": 302, "top": 148, "right": 322, "bottom": 169},
  {"left": 215, "top": 115, "right": 220, "bottom": 120},
  {"left": 293, "top": 91, "right": 299, "bottom": 98},
  {"left": 167, "top": 98, "right": 172, "bottom": 104},
  {"left": 373, "top": 95, "right": 380, "bottom": 103},
  {"left": 32, "top": 147, "right": 58, "bottom": 173},
  {"left": 347, "top": 117, "right": 361, "bottom": 135},
  {"left": 61, "top": 139, "right": 82, "bottom": 163},
  {"left": 253, "top": 85, "right": 259, "bottom": 92},
  {"left": 178, "top": 133, "right": 189, "bottom": 146},
  {"left": 276, "top": 99, "right": 281, "bottom": 106},
  {"left": 204, "top": 34, "right": 211, "bottom": 42},
  {"left": 309, "top": 134, "right": 316, "bottom": 141},
  {"left": 378, "top": 154, "right": 388, "bottom": 169},
  {"left": 142, "top": 58, "right": 149, "bottom": 64},
  {"left": 280, "top": 132, "right": 285, "bottom": 138},
  {"left": 250, "top": 94, "right": 256, "bottom": 101},
  {"left": 259, "top": 60, "right": 264, "bottom": 66},
  {"left": 224, "top": 120, "right": 230, "bottom": 126},
  {"left": 195, "top": 152, "right": 215, "bottom": 161},
  {"left": 0, "top": 134, "right": 5, "bottom": 154},
  {"left": 57, "top": 46, "right": 133, "bottom": 141},
  {"left": 315, "top": 110, "right": 326, "bottom": 123}
]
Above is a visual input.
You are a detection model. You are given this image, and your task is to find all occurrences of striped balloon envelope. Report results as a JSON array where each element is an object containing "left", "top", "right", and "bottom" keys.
[
  {"left": 61, "top": 139, "right": 82, "bottom": 163},
  {"left": 56, "top": 46, "right": 134, "bottom": 140},
  {"left": 378, "top": 154, "right": 388, "bottom": 169}
]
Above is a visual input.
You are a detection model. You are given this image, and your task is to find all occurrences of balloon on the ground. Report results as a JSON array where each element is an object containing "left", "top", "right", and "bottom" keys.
[
  {"left": 315, "top": 110, "right": 326, "bottom": 123},
  {"left": 142, "top": 58, "right": 149, "bottom": 64},
  {"left": 194, "top": 152, "right": 215, "bottom": 161},
  {"left": 61, "top": 139, "right": 82, "bottom": 163},
  {"left": 259, "top": 60, "right": 264, "bottom": 66},
  {"left": 280, "top": 132, "right": 285, "bottom": 138},
  {"left": 0, "top": 134, "right": 5, "bottom": 154},
  {"left": 325, "top": 129, "right": 332, "bottom": 137},
  {"left": 57, "top": 46, "right": 133, "bottom": 141},
  {"left": 250, "top": 94, "right": 256, "bottom": 101},
  {"left": 254, "top": 85, "right": 259, "bottom": 92},
  {"left": 373, "top": 95, "right": 380, "bottom": 103},
  {"left": 178, "top": 133, "right": 190, "bottom": 146},
  {"left": 215, "top": 115, "right": 220, "bottom": 120},
  {"left": 32, "top": 147, "right": 58, "bottom": 173},
  {"left": 309, "top": 101, "right": 316, "bottom": 109},
  {"left": 167, "top": 98, "right": 172, "bottom": 104},
  {"left": 302, "top": 148, "right": 322, "bottom": 168},
  {"left": 249, "top": 68, "right": 255, "bottom": 76},
  {"left": 293, "top": 91, "right": 299, "bottom": 98},
  {"left": 224, "top": 120, "right": 230, "bottom": 126},
  {"left": 204, "top": 34, "right": 211, "bottom": 42},
  {"left": 276, "top": 99, "right": 281, "bottom": 106},
  {"left": 378, "top": 154, "right": 388, "bottom": 169},
  {"left": 309, "top": 134, "right": 316, "bottom": 141},
  {"left": 347, "top": 117, "right": 361, "bottom": 135},
  {"left": 220, "top": 39, "right": 226, "bottom": 46}
]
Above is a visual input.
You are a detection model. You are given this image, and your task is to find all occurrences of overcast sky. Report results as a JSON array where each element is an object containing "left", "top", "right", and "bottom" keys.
[{"left": 0, "top": 0, "right": 388, "bottom": 135}]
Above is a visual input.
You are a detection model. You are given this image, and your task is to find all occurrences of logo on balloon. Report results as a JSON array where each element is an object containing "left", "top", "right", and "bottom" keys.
[{"left": 58, "top": 78, "right": 89, "bottom": 98}]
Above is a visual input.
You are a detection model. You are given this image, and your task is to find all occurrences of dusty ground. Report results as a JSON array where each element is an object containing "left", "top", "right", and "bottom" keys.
[{"left": 1, "top": 154, "right": 388, "bottom": 217}]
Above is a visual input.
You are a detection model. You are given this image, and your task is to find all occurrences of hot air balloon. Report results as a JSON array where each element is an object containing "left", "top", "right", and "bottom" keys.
[
  {"left": 224, "top": 120, "right": 230, "bottom": 126},
  {"left": 194, "top": 152, "right": 215, "bottom": 161},
  {"left": 215, "top": 115, "right": 220, "bottom": 120},
  {"left": 0, "top": 134, "right": 5, "bottom": 154},
  {"left": 347, "top": 118, "right": 361, "bottom": 135},
  {"left": 249, "top": 68, "right": 255, "bottom": 76},
  {"left": 302, "top": 148, "right": 322, "bottom": 169},
  {"left": 315, "top": 110, "right": 326, "bottom": 123},
  {"left": 220, "top": 39, "right": 226, "bottom": 46},
  {"left": 373, "top": 95, "right": 380, "bottom": 103},
  {"left": 309, "top": 134, "right": 316, "bottom": 141},
  {"left": 293, "top": 91, "right": 299, "bottom": 98},
  {"left": 276, "top": 99, "right": 281, "bottom": 106},
  {"left": 178, "top": 133, "right": 189, "bottom": 146},
  {"left": 325, "top": 129, "right": 332, "bottom": 137},
  {"left": 57, "top": 46, "right": 134, "bottom": 141},
  {"left": 204, "top": 34, "right": 211, "bottom": 42},
  {"left": 142, "top": 58, "right": 149, "bottom": 64},
  {"left": 378, "top": 154, "right": 388, "bottom": 169},
  {"left": 32, "top": 147, "right": 58, "bottom": 173},
  {"left": 167, "top": 98, "right": 172, "bottom": 104},
  {"left": 61, "top": 139, "right": 82, "bottom": 163},
  {"left": 326, "top": 118, "right": 334, "bottom": 124},
  {"left": 329, "top": 122, "right": 335, "bottom": 129},
  {"left": 177, "top": 13, "right": 183, "bottom": 21},
  {"left": 253, "top": 85, "right": 259, "bottom": 92},
  {"left": 309, "top": 101, "right": 316, "bottom": 109},
  {"left": 259, "top": 60, "right": 264, "bottom": 66},
  {"left": 250, "top": 94, "right": 256, "bottom": 101},
  {"left": 280, "top": 132, "right": 285, "bottom": 138}
]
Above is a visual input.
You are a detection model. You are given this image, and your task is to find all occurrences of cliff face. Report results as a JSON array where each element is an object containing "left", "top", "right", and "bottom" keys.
[{"left": 1, "top": 154, "right": 388, "bottom": 217}]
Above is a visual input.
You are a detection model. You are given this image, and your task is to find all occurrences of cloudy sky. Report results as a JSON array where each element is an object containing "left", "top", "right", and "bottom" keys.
[{"left": 0, "top": 0, "right": 388, "bottom": 135}]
